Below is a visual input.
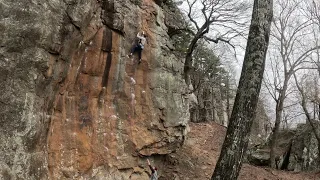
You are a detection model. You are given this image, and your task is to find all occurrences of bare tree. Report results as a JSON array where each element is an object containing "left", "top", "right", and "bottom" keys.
[
  {"left": 263, "top": 0, "right": 320, "bottom": 168},
  {"left": 189, "top": 41, "right": 229, "bottom": 123},
  {"left": 305, "top": 0, "right": 320, "bottom": 28},
  {"left": 211, "top": 0, "right": 273, "bottom": 179},
  {"left": 307, "top": 1, "right": 320, "bottom": 120},
  {"left": 302, "top": 0, "right": 320, "bottom": 76},
  {"left": 181, "top": 0, "right": 250, "bottom": 85}
]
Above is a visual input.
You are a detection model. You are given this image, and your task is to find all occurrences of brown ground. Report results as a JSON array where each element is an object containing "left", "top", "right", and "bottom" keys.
[{"left": 160, "top": 122, "right": 320, "bottom": 180}]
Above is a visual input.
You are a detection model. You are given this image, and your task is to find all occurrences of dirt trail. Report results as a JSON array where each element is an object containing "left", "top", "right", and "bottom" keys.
[{"left": 160, "top": 122, "right": 320, "bottom": 180}]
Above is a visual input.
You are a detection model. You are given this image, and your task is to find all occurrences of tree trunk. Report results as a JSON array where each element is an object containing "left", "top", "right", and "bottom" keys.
[
  {"left": 318, "top": 103, "right": 320, "bottom": 121},
  {"left": 269, "top": 102, "right": 282, "bottom": 168},
  {"left": 184, "top": 33, "right": 203, "bottom": 86},
  {"left": 269, "top": 78, "right": 288, "bottom": 168},
  {"left": 226, "top": 76, "right": 231, "bottom": 120},
  {"left": 211, "top": 0, "right": 273, "bottom": 179},
  {"left": 318, "top": 141, "right": 320, "bottom": 166},
  {"left": 184, "top": 54, "right": 193, "bottom": 87}
]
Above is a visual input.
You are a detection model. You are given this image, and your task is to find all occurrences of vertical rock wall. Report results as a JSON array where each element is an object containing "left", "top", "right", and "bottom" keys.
[{"left": 0, "top": 0, "right": 189, "bottom": 179}]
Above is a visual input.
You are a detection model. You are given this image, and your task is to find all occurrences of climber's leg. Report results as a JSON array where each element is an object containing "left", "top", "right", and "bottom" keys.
[
  {"left": 127, "top": 46, "right": 138, "bottom": 58},
  {"left": 138, "top": 50, "right": 142, "bottom": 64},
  {"left": 131, "top": 46, "right": 137, "bottom": 54}
]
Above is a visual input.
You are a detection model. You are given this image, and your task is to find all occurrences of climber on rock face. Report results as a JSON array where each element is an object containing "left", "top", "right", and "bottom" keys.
[
  {"left": 147, "top": 159, "right": 158, "bottom": 180},
  {"left": 127, "top": 31, "right": 147, "bottom": 64}
]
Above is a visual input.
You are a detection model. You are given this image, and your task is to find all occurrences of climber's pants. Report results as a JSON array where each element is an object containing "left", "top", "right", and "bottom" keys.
[{"left": 131, "top": 45, "right": 143, "bottom": 60}]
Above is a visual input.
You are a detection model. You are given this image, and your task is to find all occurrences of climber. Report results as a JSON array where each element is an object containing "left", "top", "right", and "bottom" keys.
[
  {"left": 127, "top": 31, "right": 147, "bottom": 64},
  {"left": 147, "top": 159, "right": 158, "bottom": 180}
]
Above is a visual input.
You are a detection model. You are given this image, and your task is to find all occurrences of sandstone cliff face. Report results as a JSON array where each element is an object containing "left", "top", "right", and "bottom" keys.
[{"left": 0, "top": 0, "right": 189, "bottom": 179}]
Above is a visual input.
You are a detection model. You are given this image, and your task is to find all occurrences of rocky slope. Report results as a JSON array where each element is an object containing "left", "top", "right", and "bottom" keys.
[
  {"left": 162, "top": 122, "right": 320, "bottom": 180},
  {"left": 0, "top": 0, "right": 189, "bottom": 179}
]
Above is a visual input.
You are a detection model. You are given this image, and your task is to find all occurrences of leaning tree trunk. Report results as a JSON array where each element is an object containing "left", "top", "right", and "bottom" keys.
[
  {"left": 211, "top": 0, "right": 273, "bottom": 179},
  {"left": 184, "top": 53, "right": 193, "bottom": 87},
  {"left": 184, "top": 31, "right": 205, "bottom": 86}
]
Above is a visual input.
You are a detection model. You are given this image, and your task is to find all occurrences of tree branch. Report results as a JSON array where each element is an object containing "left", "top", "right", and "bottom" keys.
[{"left": 203, "top": 36, "right": 235, "bottom": 49}]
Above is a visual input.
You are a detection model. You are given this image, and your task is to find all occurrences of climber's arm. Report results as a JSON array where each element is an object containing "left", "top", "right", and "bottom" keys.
[
  {"left": 149, "top": 165, "right": 155, "bottom": 173},
  {"left": 147, "top": 159, "right": 155, "bottom": 173},
  {"left": 137, "top": 32, "right": 143, "bottom": 39}
]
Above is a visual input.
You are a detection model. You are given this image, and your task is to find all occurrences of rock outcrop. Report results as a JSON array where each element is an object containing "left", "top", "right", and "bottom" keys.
[
  {"left": 0, "top": 0, "right": 189, "bottom": 179},
  {"left": 287, "top": 122, "right": 320, "bottom": 171},
  {"left": 248, "top": 123, "right": 320, "bottom": 172}
]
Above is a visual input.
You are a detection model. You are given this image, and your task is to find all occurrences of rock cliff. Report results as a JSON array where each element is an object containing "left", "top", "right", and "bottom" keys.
[
  {"left": 287, "top": 122, "right": 320, "bottom": 171},
  {"left": 248, "top": 122, "right": 320, "bottom": 172},
  {"left": 0, "top": 0, "right": 189, "bottom": 179}
]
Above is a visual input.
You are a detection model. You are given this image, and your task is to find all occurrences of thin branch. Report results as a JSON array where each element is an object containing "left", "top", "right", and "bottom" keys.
[{"left": 187, "top": 0, "right": 200, "bottom": 31}]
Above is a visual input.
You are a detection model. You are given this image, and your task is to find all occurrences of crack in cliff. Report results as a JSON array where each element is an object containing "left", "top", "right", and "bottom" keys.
[
  {"left": 137, "top": 137, "right": 167, "bottom": 153},
  {"left": 65, "top": 11, "right": 82, "bottom": 34},
  {"left": 280, "top": 140, "right": 293, "bottom": 170},
  {"left": 0, "top": 100, "right": 13, "bottom": 107},
  {"left": 101, "top": 28, "right": 113, "bottom": 88}
]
